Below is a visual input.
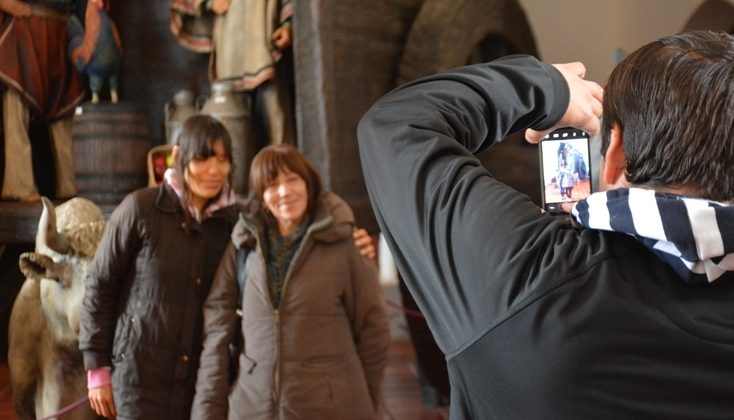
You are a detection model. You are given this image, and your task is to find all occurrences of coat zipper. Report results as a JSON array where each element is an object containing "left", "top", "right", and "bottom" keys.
[
  {"left": 273, "top": 237, "right": 308, "bottom": 403},
  {"left": 273, "top": 308, "right": 281, "bottom": 399},
  {"left": 243, "top": 216, "right": 331, "bottom": 410},
  {"left": 272, "top": 218, "right": 329, "bottom": 405}
]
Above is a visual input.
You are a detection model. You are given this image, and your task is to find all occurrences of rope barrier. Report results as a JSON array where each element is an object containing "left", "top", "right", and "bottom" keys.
[
  {"left": 10, "top": 300, "right": 420, "bottom": 420},
  {"left": 385, "top": 298, "right": 425, "bottom": 319},
  {"left": 36, "top": 396, "right": 89, "bottom": 420}
]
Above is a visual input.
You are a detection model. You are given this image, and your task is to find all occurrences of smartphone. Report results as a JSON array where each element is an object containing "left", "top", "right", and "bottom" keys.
[{"left": 539, "top": 127, "right": 592, "bottom": 215}]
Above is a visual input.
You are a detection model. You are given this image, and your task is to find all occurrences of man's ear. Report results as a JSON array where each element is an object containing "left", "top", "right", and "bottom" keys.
[{"left": 601, "top": 124, "right": 629, "bottom": 189}]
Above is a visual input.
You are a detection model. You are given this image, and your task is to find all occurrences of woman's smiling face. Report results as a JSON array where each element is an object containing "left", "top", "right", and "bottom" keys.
[
  {"left": 184, "top": 139, "right": 231, "bottom": 210},
  {"left": 263, "top": 168, "right": 309, "bottom": 236}
]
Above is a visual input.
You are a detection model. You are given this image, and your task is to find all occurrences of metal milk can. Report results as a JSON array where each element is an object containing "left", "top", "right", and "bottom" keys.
[
  {"left": 200, "top": 80, "right": 252, "bottom": 195},
  {"left": 164, "top": 89, "right": 197, "bottom": 145}
]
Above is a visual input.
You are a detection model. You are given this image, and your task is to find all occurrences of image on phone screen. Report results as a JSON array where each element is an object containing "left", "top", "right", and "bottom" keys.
[{"left": 539, "top": 128, "right": 592, "bottom": 214}]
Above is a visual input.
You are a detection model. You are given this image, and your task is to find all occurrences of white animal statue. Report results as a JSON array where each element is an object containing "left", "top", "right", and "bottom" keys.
[{"left": 8, "top": 197, "right": 105, "bottom": 420}]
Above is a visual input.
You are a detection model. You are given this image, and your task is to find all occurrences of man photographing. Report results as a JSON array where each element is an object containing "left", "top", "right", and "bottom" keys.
[{"left": 358, "top": 30, "right": 734, "bottom": 419}]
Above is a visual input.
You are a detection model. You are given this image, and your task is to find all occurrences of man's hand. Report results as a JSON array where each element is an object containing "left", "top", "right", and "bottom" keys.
[
  {"left": 525, "top": 62, "right": 604, "bottom": 143},
  {"left": 353, "top": 228, "right": 377, "bottom": 260},
  {"left": 0, "top": 0, "right": 31, "bottom": 17},
  {"left": 89, "top": 384, "right": 116, "bottom": 419}
]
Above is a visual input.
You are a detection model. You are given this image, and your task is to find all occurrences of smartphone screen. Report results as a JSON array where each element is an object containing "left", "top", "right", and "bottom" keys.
[{"left": 539, "top": 127, "right": 592, "bottom": 214}]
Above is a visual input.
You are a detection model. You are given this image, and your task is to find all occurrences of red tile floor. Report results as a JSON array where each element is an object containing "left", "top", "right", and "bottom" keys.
[{"left": 0, "top": 340, "right": 448, "bottom": 420}]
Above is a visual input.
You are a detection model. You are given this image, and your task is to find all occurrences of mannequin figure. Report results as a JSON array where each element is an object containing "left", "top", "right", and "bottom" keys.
[{"left": 0, "top": 0, "right": 83, "bottom": 202}]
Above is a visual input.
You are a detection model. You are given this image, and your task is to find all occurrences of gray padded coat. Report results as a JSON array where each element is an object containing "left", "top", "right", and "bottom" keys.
[{"left": 192, "top": 191, "right": 390, "bottom": 420}]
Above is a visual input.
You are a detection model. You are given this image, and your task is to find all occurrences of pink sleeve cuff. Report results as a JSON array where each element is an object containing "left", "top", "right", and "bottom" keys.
[{"left": 87, "top": 367, "right": 112, "bottom": 389}]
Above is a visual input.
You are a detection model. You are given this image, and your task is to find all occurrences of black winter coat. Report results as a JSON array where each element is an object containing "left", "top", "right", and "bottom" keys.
[
  {"left": 79, "top": 184, "right": 238, "bottom": 419},
  {"left": 358, "top": 56, "right": 734, "bottom": 419}
]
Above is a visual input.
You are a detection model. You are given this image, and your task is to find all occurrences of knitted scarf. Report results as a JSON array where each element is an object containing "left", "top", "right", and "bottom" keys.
[
  {"left": 265, "top": 217, "right": 310, "bottom": 308},
  {"left": 571, "top": 188, "right": 734, "bottom": 285}
]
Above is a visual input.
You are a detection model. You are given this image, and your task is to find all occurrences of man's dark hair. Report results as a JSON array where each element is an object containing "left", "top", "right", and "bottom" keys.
[{"left": 600, "top": 30, "right": 734, "bottom": 201}]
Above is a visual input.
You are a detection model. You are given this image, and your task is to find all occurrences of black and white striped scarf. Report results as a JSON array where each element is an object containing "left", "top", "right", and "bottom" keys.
[{"left": 571, "top": 188, "right": 734, "bottom": 285}]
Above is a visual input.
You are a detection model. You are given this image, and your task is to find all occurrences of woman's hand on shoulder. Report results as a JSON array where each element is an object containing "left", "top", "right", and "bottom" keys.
[{"left": 353, "top": 228, "right": 376, "bottom": 261}]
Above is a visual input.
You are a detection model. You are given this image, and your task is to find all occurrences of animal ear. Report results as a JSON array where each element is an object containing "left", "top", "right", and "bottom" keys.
[{"left": 19, "top": 253, "right": 59, "bottom": 282}]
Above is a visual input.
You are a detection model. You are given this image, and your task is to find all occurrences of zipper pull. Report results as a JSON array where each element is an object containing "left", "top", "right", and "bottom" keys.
[{"left": 274, "top": 309, "right": 280, "bottom": 324}]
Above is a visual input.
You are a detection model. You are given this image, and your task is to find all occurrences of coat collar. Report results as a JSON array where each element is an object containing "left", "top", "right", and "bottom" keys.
[
  {"left": 155, "top": 183, "right": 236, "bottom": 233},
  {"left": 232, "top": 191, "right": 355, "bottom": 248}
]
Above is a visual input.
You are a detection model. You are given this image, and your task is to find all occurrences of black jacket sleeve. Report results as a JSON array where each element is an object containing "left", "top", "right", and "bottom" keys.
[
  {"left": 357, "top": 55, "right": 571, "bottom": 356},
  {"left": 80, "top": 192, "right": 142, "bottom": 369},
  {"left": 191, "top": 239, "right": 239, "bottom": 420}
]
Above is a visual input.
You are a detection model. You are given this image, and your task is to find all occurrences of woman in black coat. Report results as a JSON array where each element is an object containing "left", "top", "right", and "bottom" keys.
[{"left": 80, "top": 115, "right": 239, "bottom": 419}]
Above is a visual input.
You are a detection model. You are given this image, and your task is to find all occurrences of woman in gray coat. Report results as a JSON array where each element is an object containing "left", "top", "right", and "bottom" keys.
[{"left": 192, "top": 144, "right": 390, "bottom": 419}]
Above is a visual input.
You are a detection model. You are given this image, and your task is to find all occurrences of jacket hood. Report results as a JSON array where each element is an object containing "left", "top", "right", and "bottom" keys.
[
  {"left": 232, "top": 191, "right": 355, "bottom": 247},
  {"left": 155, "top": 183, "right": 183, "bottom": 214},
  {"left": 160, "top": 168, "right": 236, "bottom": 220},
  {"left": 154, "top": 183, "right": 237, "bottom": 234},
  {"left": 572, "top": 188, "right": 734, "bottom": 285}
]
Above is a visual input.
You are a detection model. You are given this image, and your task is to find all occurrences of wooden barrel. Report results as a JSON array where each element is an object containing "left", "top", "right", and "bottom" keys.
[{"left": 73, "top": 102, "right": 150, "bottom": 207}]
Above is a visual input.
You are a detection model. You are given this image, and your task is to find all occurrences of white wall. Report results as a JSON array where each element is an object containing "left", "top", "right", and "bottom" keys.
[{"left": 518, "top": 0, "right": 732, "bottom": 82}]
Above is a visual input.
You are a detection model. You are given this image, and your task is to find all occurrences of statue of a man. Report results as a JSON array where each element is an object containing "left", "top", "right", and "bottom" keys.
[
  {"left": 0, "top": 0, "right": 84, "bottom": 202},
  {"left": 170, "top": 0, "right": 295, "bottom": 146}
]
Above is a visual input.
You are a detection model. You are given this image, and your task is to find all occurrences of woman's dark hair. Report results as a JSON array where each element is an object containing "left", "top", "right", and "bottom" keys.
[
  {"left": 174, "top": 115, "right": 233, "bottom": 225},
  {"left": 601, "top": 30, "right": 734, "bottom": 201},
  {"left": 248, "top": 144, "right": 323, "bottom": 221}
]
